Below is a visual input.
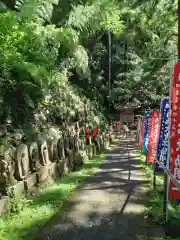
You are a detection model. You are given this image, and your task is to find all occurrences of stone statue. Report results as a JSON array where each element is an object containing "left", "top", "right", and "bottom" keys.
[
  {"left": 69, "top": 136, "right": 74, "bottom": 150},
  {"left": 15, "top": 144, "right": 30, "bottom": 180},
  {"left": 79, "top": 138, "right": 85, "bottom": 151},
  {"left": 47, "top": 138, "right": 58, "bottom": 162},
  {"left": 0, "top": 148, "right": 16, "bottom": 187},
  {"left": 29, "top": 142, "right": 41, "bottom": 171},
  {"left": 64, "top": 137, "right": 69, "bottom": 156},
  {"left": 71, "top": 125, "right": 76, "bottom": 137},
  {"left": 39, "top": 141, "right": 50, "bottom": 166},
  {"left": 75, "top": 122, "right": 79, "bottom": 131},
  {"left": 57, "top": 138, "right": 65, "bottom": 159},
  {"left": 74, "top": 136, "right": 80, "bottom": 152}
]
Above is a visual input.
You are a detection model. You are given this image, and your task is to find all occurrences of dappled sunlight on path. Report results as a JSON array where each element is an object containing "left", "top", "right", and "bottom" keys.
[{"left": 37, "top": 135, "right": 165, "bottom": 240}]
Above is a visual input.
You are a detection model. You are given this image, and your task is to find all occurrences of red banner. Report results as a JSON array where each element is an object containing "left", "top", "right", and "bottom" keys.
[
  {"left": 139, "top": 117, "right": 145, "bottom": 149},
  {"left": 169, "top": 62, "right": 180, "bottom": 200},
  {"left": 147, "top": 110, "right": 161, "bottom": 163}
]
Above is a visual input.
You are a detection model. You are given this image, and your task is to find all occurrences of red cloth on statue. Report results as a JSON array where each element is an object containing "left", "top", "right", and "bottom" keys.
[
  {"left": 85, "top": 127, "right": 99, "bottom": 138},
  {"left": 85, "top": 128, "right": 91, "bottom": 136},
  {"left": 92, "top": 128, "right": 99, "bottom": 138}
]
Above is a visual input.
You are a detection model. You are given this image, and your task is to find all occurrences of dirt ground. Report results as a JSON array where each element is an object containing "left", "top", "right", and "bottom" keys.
[{"left": 37, "top": 135, "right": 165, "bottom": 240}]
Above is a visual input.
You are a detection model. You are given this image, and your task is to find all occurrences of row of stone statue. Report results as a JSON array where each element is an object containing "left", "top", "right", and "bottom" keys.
[{"left": 0, "top": 126, "right": 110, "bottom": 197}]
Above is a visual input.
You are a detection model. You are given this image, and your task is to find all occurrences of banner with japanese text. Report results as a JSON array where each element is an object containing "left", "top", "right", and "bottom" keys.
[
  {"left": 142, "top": 110, "right": 151, "bottom": 153},
  {"left": 156, "top": 97, "right": 169, "bottom": 172},
  {"left": 139, "top": 117, "right": 145, "bottom": 149},
  {"left": 169, "top": 62, "right": 180, "bottom": 200},
  {"left": 147, "top": 110, "right": 161, "bottom": 163}
]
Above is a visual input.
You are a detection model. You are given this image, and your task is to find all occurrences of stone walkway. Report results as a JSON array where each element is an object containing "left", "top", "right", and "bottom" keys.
[{"left": 37, "top": 135, "right": 165, "bottom": 240}]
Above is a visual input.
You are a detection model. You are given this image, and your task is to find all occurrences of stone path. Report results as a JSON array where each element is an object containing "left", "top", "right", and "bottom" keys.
[{"left": 37, "top": 135, "right": 165, "bottom": 240}]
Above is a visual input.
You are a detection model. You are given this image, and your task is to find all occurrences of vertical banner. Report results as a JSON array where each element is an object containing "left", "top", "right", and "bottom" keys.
[
  {"left": 142, "top": 110, "right": 151, "bottom": 153},
  {"left": 169, "top": 62, "right": 180, "bottom": 200},
  {"left": 139, "top": 117, "right": 145, "bottom": 149},
  {"left": 137, "top": 117, "right": 141, "bottom": 143},
  {"left": 147, "top": 110, "right": 161, "bottom": 163},
  {"left": 156, "top": 97, "right": 169, "bottom": 172}
]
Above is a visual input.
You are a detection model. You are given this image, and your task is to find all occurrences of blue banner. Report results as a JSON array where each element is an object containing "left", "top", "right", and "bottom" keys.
[
  {"left": 142, "top": 110, "right": 151, "bottom": 153},
  {"left": 156, "top": 97, "right": 169, "bottom": 172}
]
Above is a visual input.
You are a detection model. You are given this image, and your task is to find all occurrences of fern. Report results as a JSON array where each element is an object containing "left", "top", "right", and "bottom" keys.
[
  {"left": 16, "top": 0, "right": 58, "bottom": 24},
  {"left": 0, "top": 1, "right": 7, "bottom": 12}
]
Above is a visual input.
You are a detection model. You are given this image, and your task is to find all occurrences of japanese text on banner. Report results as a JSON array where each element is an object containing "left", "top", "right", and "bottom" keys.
[
  {"left": 142, "top": 110, "right": 151, "bottom": 153},
  {"left": 156, "top": 97, "right": 169, "bottom": 172},
  {"left": 169, "top": 62, "right": 180, "bottom": 200},
  {"left": 148, "top": 110, "right": 161, "bottom": 163}
]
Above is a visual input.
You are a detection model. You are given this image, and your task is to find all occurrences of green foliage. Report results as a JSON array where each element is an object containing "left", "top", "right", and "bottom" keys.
[
  {"left": 0, "top": 0, "right": 177, "bottom": 127},
  {"left": 9, "top": 196, "right": 31, "bottom": 214},
  {"left": 116, "top": 0, "right": 177, "bottom": 108},
  {"left": 78, "top": 0, "right": 176, "bottom": 110},
  {"left": 139, "top": 153, "right": 180, "bottom": 240},
  {"left": 0, "top": 0, "right": 125, "bottom": 127}
]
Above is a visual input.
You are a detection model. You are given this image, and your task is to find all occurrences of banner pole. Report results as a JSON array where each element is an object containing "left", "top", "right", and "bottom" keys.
[
  {"left": 145, "top": 153, "right": 148, "bottom": 165},
  {"left": 163, "top": 58, "right": 174, "bottom": 223},
  {"left": 153, "top": 159, "right": 156, "bottom": 189}
]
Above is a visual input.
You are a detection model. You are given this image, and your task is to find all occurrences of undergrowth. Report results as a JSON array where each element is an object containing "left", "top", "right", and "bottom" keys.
[{"left": 138, "top": 151, "right": 180, "bottom": 240}]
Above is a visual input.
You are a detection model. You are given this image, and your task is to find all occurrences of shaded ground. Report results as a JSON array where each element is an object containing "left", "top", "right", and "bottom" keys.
[{"left": 36, "top": 134, "right": 165, "bottom": 240}]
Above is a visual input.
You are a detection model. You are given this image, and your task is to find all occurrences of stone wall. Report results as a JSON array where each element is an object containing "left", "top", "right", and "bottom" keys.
[{"left": 0, "top": 123, "right": 112, "bottom": 216}]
